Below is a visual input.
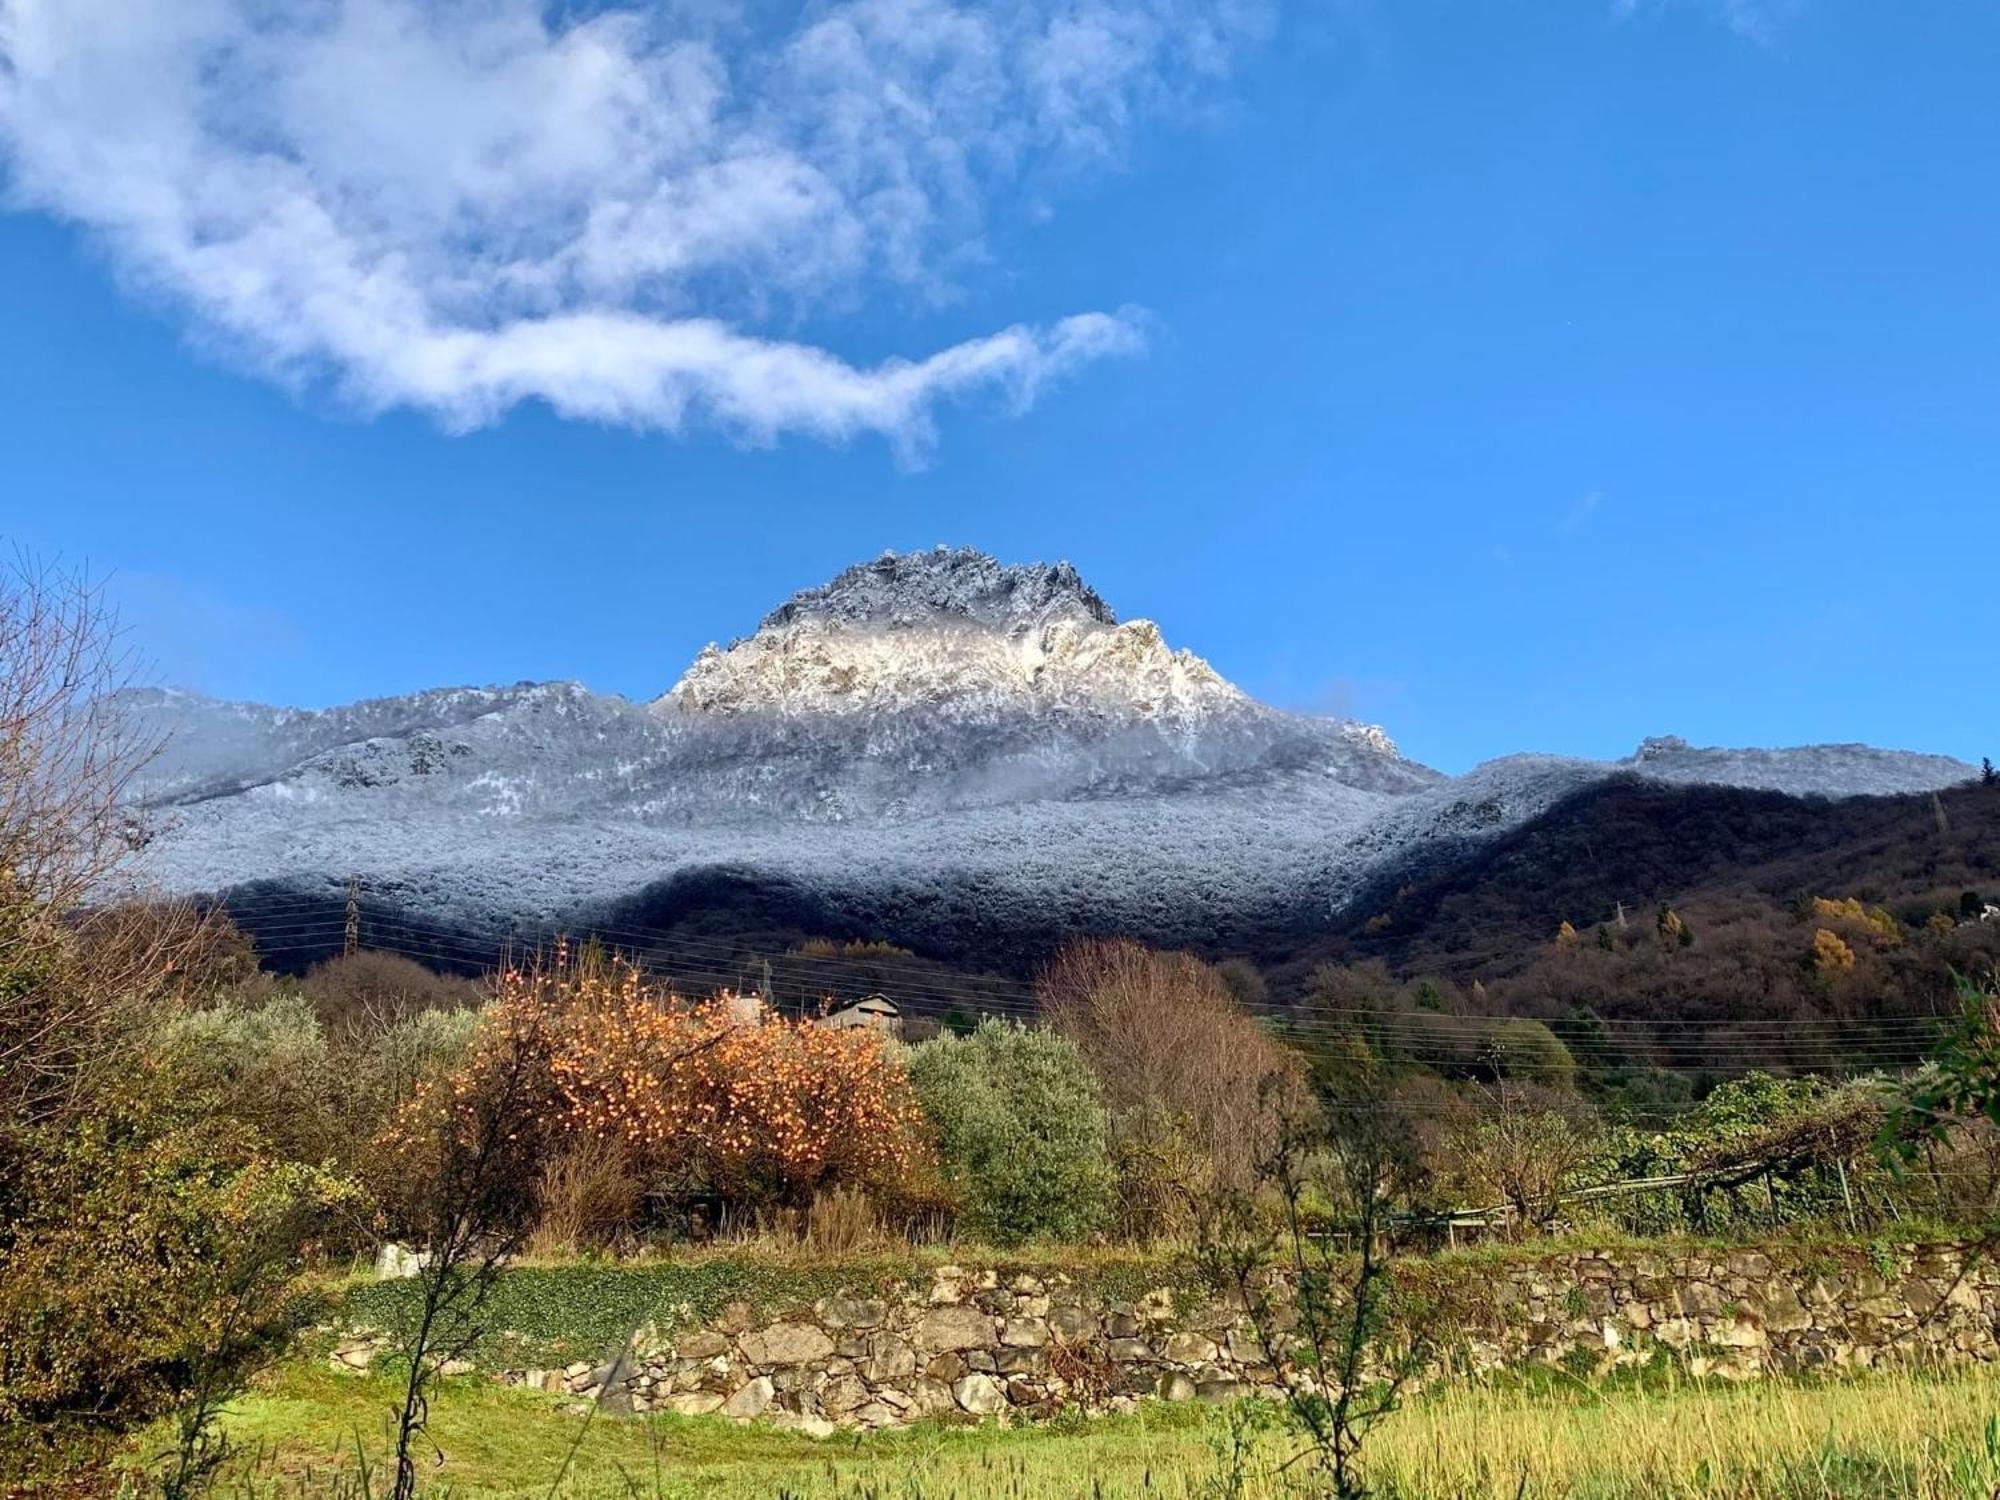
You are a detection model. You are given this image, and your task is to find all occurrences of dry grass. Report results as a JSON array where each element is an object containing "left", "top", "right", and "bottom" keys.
[
  {"left": 186, "top": 1361, "right": 2000, "bottom": 1499},
  {"left": 1368, "top": 1368, "right": 2000, "bottom": 1499},
  {"left": 528, "top": 1138, "right": 647, "bottom": 1256}
]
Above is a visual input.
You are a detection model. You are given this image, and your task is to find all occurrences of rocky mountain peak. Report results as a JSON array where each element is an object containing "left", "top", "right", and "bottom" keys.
[
  {"left": 757, "top": 546, "right": 1115, "bottom": 634},
  {"left": 666, "top": 547, "right": 1249, "bottom": 723}
]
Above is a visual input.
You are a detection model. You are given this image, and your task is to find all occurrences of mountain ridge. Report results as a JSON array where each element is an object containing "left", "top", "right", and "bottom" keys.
[{"left": 113, "top": 549, "right": 1979, "bottom": 973}]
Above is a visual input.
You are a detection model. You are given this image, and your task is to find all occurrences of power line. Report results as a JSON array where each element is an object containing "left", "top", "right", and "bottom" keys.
[
  {"left": 207, "top": 894, "right": 1964, "bottom": 1057},
  {"left": 183, "top": 922, "right": 1981, "bottom": 1111},
  {"left": 206, "top": 890, "right": 1967, "bottom": 1039},
  {"left": 208, "top": 918, "right": 1952, "bottom": 1079}
]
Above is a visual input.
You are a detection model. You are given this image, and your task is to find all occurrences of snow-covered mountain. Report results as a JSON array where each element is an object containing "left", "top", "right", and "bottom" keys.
[{"left": 117, "top": 547, "right": 1979, "bottom": 964}]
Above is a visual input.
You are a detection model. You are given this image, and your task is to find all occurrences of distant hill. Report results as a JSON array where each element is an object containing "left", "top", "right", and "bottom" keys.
[{"left": 1268, "top": 777, "right": 2000, "bottom": 1086}]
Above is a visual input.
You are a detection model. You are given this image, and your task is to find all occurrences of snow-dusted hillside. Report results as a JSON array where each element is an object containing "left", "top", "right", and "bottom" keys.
[
  {"left": 118, "top": 547, "right": 1980, "bottom": 958},
  {"left": 1623, "top": 736, "right": 1977, "bottom": 797}
]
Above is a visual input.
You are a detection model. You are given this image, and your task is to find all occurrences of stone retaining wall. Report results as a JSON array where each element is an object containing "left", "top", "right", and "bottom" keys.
[{"left": 331, "top": 1243, "right": 2000, "bottom": 1435}]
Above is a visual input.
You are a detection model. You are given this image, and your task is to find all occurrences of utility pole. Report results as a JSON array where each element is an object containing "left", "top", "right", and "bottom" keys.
[{"left": 344, "top": 874, "right": 361, "bottom": 958}]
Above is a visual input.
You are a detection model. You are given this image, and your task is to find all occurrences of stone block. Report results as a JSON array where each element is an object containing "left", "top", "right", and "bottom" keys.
[
  {"left": 1225, "top": 1327, "right": 1269, "bottom": 1363},
  {"left": 1001, "top": 1317, "right": 1050, "bottom": 1348},
  {"left": 994, "top": 1347, "right": 1046, "bottom": 1376},
  {"left": 773, "top": 1412, "right": 838, "bottom": 1438},
  {"left": 954, "top": 1373, "right": 1007, "bottom": 1415},
  {"left": 1760, "top": 1287, "right": 1811, "bottom": 1334},
  {"left": 1654, "top": 1317, "right": 1695, "bottom": 1349},
  {"left": 1049, "top": 1305, "right": 1096, "bottom": 1342},
  {"left": 1713, "top": 1317, "right": 1766, "bottom": 1351},
  {"left": 722, "top": 1377, "right": 774, "bottom": 1419},
  {"left": 675, "top": 1331, "right": 729, "bottom": 1361},
  {"left": 666, "top": 1392, "right": 725, "bottom": 1417},
  {"left": 741, "top": 1324, "right": 836, "bottom": 1368},
  {"left": 1162, "top": 1332, "right": 1218, "bottom": 1366},
  {"left": 821, "top": 1294, "right": 888, "bottom": 1329},
  {"left": 822, "top": 1377, "right": 871, "bottom": 1415},
  {"left": 1676, "top": 1283, "right": 1723, "bottom": 1319},
  {"left": 919, "top": 1306, "right": 995, "bottom": 1352},
  {"left": 864, "top": 1333, "right": 917, "bottom": 1383}
]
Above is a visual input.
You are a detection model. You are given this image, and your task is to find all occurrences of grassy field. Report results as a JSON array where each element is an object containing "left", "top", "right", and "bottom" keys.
[{"left": 142, "top": 1362, "right": 2000, "bottom": 1500}]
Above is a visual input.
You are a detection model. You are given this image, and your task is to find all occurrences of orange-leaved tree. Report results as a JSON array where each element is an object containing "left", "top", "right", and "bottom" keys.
[{"left": 541, "top": 960, "right": 928, "bottom": 1211}]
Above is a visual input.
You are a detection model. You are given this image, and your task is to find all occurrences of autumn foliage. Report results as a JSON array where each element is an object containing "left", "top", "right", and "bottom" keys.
[
  {"left": 1811, "top": 927, "right": 1858, "bottom": 977},
  {"left": 381, "top": 952, "right": 931, "bottom": 1234},
  {"left": 1811, "top": 897, "right": 1903, "bottom": 950}
]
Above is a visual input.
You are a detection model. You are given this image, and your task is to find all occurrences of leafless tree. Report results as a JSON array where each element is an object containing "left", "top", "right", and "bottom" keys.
[
  {"left": 0, "top": 555, "right": 171, "bottom": 1126},
  {"left": 0, "top": 555, "right": 157, "bottom": 904},
  {"left": 378, "top": 979, "right": 559, "bottom": 1500},
  {"left": 1040, "top": 938, "right": 1307, "bottom": 1233},
  {"left": 1440, "top": 1082, "right": 1601, "bottom": 1236},
  {"left": 1196, "top": 1053, "right": 1433, "bottom": 1500}
]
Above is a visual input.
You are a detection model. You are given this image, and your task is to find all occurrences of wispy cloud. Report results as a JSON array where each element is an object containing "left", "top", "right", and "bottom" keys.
[
  {"left": 1559, "top": 490, "right": 1604, "bottom": 534},
  {"left": 0, "top": 0, "right": 1264, "bottom": 453},
  {"left": 1611, "top": 0, "right": 1802, "bottom": 43}
]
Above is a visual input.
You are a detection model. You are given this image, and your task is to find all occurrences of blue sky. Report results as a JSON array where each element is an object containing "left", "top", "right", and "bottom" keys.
[{"left": 0, "top": 0, "right": 1994, "bottom": 773}]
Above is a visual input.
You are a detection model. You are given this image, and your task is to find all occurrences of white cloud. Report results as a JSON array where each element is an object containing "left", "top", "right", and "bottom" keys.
[{"left": 0, "top": 0, "right": 1261, "bottom": 451}]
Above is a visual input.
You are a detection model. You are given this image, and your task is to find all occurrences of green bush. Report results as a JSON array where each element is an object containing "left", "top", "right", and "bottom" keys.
[
  {"left": 352, "top": 1004, "right": 483, "bottom": 1117},
  {"left": 907, "top": 1019, "right": 1113, "bottom": 1245},
  {"left": 156, "top": 993, "right": 482, "bottom": 1179},
  {"left": 1487, "top": 1019, "right": 1577, "bottom": 1089},
  {"left": 159, "top": 994, "right": 343, "bottom": 1165},
  {"left": 0, "top": 1073, "right": 360, "bottom": 1441}
]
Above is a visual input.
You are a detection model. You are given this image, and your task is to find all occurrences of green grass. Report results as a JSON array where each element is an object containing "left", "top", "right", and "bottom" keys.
[
  {"left": 159, "top": 1365, "right": 1226, "bottom": 1498},
  {"left": 143, "top": 1360, "right": 2000, "bottom": 1499}
]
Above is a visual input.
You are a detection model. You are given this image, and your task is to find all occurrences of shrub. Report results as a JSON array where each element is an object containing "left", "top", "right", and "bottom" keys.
[
  {"left": 392, "top": 957, "right": 930, "bottom": 1239},
  {"left": 907, "top": 1019, "right": 1113, "bottom": 1245},
  {"left": 1812, "top": 927, "right": 1857, "bottom": 976},
  {"left": 0, "top": 1073, "right": 359, "bottom": 1439},
  {"left": 301, "top": 948, "right": 484, "bottom": 1033},
  {"left": 347, "top": 1004, "right": 483, "bottom": 1133},
  {"left": 1436, "top": 1084, "right": 1600, "bottom": 1232},
  {"left": 529, "top": 1136, "right": 646, "bottom": 1256},
  {"left": 798, "top": 1185, "right": 892, "bottom": 1255},
  {"left": 791, "top": 937, "right": 913, "bottom": 960},
  {"left": 1485, "top": 1019, "right": 1577, "bottom": 1089},
  {"left": 1214, "top": 957, "right": 1269, "bottom": 1009},
  {"left": 1812, "top": 897, "right": 1902, "bottom": 949},
  {"left": 1039, "top": 939, "right": 1306, "bottom": 1235},
  {"left": 0, "top": 563, "right": 373, "bottom": 1477},
  {"left": 369, "top": 969, "right": 567, "bottom": 1244},
  {"left": 157, "top": 994, "right": 344, "bottom": 1167}
]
